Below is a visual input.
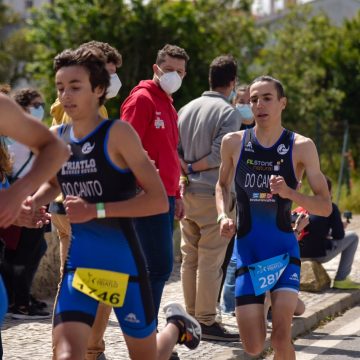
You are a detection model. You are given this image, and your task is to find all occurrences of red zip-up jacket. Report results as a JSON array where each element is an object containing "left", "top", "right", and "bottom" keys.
[{"left": 120, "top": 80, "right": 180, "bottom": 197}]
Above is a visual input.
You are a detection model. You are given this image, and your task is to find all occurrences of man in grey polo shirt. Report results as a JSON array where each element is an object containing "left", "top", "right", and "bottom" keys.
[{"left": 178, "top": 55, "right": 241, "bottom": 341}]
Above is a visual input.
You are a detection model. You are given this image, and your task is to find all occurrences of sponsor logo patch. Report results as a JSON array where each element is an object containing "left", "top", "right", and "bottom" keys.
[
  {"left": 82, "top": 142, "right": 95, "bottom": 154},
  {"left": 277, "top": 144, "right": 289, "bottom": 155},
  {"left": 124, "top": 313, "right": 140, "bottom": 323},
  {"left": 289, "top": 273, "right": 299, "bottom": 282}
]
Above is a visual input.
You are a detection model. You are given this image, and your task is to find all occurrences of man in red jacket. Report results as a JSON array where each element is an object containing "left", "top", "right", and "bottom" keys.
[{"left": 120, "top": 45, "right": 189, "bottom": 338}]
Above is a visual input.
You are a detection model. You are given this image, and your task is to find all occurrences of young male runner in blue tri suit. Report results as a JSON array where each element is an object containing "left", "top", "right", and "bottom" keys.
[
  {"left": 31, "top": 47, "right": 201, "bottom": 360},
  {"left": 215, "top": 76, "right": 331, "bottom": 359}
]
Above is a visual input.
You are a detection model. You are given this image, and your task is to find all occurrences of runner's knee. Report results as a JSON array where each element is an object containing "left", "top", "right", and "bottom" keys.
[{"left": 271, "top": 326, "right": 291, "bottom": 353}]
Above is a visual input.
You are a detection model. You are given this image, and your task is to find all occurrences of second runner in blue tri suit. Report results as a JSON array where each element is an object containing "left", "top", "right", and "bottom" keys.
[
  {"left": 234, "top": 127, "right": 301, "bottom": 305},
  {"left": 216, "top": 76, "right": 331, "bottom": 358}
]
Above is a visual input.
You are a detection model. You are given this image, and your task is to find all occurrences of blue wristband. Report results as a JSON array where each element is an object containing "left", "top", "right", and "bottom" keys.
[{"left": 187, "top": 163, "right": 194, "bottom": 174}]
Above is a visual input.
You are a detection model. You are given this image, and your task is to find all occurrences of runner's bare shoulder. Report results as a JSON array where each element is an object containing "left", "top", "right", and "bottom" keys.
[
  {"left": 292, "top": 132, "right": 320, "bottom": 175},
  {"left": 222, "top": 130, "right": 244, "bottom": 148},
  {"left": 293, "top": 132, "right": 318, "bottom": 157}
]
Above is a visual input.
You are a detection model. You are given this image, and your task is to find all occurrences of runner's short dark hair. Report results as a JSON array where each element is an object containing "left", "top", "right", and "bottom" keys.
[
  {"left": 54, "top": 47, "right": 110, "bottom": 106},
  {"left": 250, "top": 76, "right": 285, "bottom": 99}
]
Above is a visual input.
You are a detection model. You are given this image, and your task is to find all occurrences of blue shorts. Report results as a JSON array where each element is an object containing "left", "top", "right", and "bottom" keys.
[
  {"left": 54, "top": 219, "right": 156, "bottom": 339},
  {"left": 234, "top": 228, "right": 300, "bottom": 306}
]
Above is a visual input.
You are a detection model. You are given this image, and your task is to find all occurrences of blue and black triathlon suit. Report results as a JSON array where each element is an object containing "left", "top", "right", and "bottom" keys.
[
  {"left": 54, "top": 120, "right": 156, "bottom": 338},
  {"left": 234, "top": 128, "right": 301, "bottom": 306}
]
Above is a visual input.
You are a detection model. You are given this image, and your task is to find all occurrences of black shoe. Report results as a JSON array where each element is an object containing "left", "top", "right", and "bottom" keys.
[
  {"left": 200, "top": 322, "right": 240, "bottom": 342},
  {"left": 169, "top": 351, "right": 180, "bottom": 360},
  {"left": 30, "top": 295, "right": 47, "bottom": 309},
  {"left": 11, "top": 304, "right": 51, "bottom": 320}
]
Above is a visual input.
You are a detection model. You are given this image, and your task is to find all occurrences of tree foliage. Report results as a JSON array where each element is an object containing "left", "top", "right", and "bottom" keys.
[
  {"left": 253, "top": 5, "right": 360, "bottom": 172},
  {"left": 27, "top": 0, "right": 264, "bottom": 114},
  {"left": 0, "top": 1, "right": 33, "bottom": 85},
  {"left": 3, "top": 0, "right": 359, "bottom": 173}
]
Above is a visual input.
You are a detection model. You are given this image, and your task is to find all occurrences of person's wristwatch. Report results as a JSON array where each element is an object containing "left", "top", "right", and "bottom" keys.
[{"left": 187, "top": 163, "right": 195, "bottom": 174}]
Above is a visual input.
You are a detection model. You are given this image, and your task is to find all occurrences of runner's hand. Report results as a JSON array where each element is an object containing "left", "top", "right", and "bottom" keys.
[
  {"left": 269, "top": 175, "right": 291, "bottom": 199},
  {"left": 15, "top": 198, "right": 50, "bottom": 228},
  {"left": 64, "top": 195, "right": 95, "bottom": 223},
  {"left": 220, "top": 218, "right": 236, "bottom": 239}
]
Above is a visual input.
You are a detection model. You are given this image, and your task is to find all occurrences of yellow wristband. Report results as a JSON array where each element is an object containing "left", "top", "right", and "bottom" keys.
[
  {"left": 217, "top": 213, "right": 228, "bottom": 224},
  {"left": 96, "top": 203, "right": 106, "bottom": 218},
  {"left": 180, "top": 175, "right": 188, "bottom": 184}
]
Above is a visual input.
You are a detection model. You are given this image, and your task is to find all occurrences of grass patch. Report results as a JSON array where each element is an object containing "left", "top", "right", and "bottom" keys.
[{"left": 295, "top": 177, "right": 360, "bottom": 214}]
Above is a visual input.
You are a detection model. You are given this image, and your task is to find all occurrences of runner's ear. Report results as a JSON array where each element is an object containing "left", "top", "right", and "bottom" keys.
[{"left": 94, "top": 85, "right": 106, "bottom": 100}]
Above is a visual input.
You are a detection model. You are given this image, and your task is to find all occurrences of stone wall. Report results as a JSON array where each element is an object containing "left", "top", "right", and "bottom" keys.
[{"left": 32, "top": 230, "right": 60, "bottom": 299}]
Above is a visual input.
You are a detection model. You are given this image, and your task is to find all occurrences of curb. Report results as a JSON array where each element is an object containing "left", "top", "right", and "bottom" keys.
[{"left": 216, "top": 290, "right": 360, "bottom": 360}]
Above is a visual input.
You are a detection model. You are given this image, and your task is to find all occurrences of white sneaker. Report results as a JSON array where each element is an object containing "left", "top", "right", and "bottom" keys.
[{"left": 163, "top": 302, "right": 202, "bottom": 350}]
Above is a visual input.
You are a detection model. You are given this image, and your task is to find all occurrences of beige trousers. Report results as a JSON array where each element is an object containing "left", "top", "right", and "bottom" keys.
[
  {"left": 180, "top": 192, "right": 235, "bottom": 326},
  {"left": 52, "top": 213, "right": 112, "bottom": 360}
]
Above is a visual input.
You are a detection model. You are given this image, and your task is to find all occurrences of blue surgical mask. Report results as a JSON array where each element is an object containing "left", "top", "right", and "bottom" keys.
[
  {"left": 236, "top": 104, "right": 253, "bottom": 120},
  {"left": 29, "top": 106, "right": 45, "bottom": 121},
  {"left": 228, "top": 90, "right": 236, "bottom": 103}
]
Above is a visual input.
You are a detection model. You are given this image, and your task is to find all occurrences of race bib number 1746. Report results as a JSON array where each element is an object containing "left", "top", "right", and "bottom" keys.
[{"left": 72, "top": 268, "right": 129, "bottom": 307}]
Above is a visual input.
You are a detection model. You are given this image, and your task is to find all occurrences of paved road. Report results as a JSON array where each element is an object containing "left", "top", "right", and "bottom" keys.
[
  {"left": 2, "top": 216, "right": 360, "bottom": 359},
  {"left": 292, "top": 305, "right": 360, "bottom": 360}
]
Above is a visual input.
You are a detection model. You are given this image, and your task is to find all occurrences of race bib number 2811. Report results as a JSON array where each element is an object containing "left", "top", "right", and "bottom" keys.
[{"left": 248, "top": 253, "right": 289, "bottom": 296}]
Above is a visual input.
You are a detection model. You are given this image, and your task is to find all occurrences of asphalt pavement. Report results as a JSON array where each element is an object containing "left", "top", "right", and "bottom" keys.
[{"left": 2, "top": 216, "right": 360, "bottom": 359}]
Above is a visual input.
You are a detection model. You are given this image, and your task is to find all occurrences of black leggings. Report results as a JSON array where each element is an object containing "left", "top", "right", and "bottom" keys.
[{"left": 2, "top": 227, "right": 47, "bottom": 307}]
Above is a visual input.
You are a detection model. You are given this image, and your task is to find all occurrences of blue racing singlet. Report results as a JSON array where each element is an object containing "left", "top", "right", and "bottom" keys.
[{"left": 234, "top": 128, "right": 301, "bottom": 303}]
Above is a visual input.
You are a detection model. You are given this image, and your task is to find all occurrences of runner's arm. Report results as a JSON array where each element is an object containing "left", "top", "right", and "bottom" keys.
[
  {"left": 216, "top": 132, "right": 239, "bottom": 216},
  {"left": 30, "top": 126, "right": 64, "bottom": 209},
  {"left": 215, "top": 132, "right": 239, "bottom": 238},
  {"left": 272, "top": 137, "right": 331, "bottom": 216},
  {"left": 0, "top": 96, "right": 69, "bottom": 227}
]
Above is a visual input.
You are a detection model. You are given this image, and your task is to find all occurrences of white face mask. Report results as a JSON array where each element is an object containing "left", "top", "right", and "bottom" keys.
[
  {"left": 157, "top": 66, "right": 182, "bottom": 94},
  {"left": 106, "top": 73, "right": 122, "bottom": 99},
  {"left": 29, "top": 106, "right": 44, "bottom": 121}
]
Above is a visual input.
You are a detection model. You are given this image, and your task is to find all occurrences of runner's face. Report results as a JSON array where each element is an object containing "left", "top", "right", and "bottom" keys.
[
  {"left": 56, "top": 65, "right": 104, "bottom": 120},
  {"left": 249, "top": 81, "right": 286, "bottom": 127}
]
